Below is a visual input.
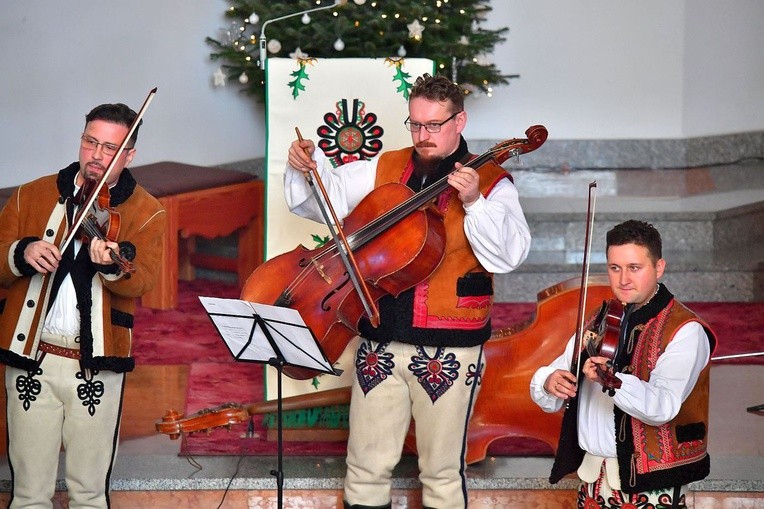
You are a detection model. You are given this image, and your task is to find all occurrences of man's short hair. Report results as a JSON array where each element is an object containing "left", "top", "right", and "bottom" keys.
[
  {"left": 85, "top": 103, "right": 142, "bottom": 146},
  {"left": 410, "top": 73, "right": 465, "bottom": 114},
  {"left": 606, "top": 219, "right": 663, "bottom": 262}
]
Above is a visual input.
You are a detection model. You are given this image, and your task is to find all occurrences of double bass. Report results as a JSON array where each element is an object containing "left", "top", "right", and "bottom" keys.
[{"left": 241, "top": 125, "right": 548, "bottom": 379}]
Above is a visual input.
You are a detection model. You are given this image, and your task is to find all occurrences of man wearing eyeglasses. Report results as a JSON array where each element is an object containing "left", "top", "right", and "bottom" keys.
[
  {"left": 285, "top": 73, "right": 531, "bottom": 509},
  {"left": 0, "top": 103, "right": 165, "bottom": 508}
]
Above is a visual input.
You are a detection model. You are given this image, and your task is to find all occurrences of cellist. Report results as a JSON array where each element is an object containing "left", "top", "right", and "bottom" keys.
[
  {"left": 530, "top": 220, "right": 717, "bottom": 509},
  {"left": 285, "top": 73, "right": 531, "bottom": 509}
]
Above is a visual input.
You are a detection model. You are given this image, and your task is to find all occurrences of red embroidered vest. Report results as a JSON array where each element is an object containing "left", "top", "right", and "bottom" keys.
[
  {"left": 373, "top": 147, "right": 508, "bottom": 332},
  {"left": 615, "top": 299, "right": 717, "bottom": 492}
]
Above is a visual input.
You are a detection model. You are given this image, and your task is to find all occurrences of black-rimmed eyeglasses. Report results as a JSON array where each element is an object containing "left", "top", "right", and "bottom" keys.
[{"left": 404, "top": 111, "right": 461, "bottom": 133}]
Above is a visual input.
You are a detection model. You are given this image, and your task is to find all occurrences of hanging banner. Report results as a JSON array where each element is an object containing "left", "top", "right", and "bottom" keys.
[{"left": 263, "top": 57, "right": 434, "bottom": 400}]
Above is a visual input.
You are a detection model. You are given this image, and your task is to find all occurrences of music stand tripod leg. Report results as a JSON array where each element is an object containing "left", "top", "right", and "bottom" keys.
[{"left": 268, "top": 356, "right": 286, "bottom": 509}]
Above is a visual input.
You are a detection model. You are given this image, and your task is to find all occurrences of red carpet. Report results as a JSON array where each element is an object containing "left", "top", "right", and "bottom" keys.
[{"left": 134, "top": 279, "right": 763, "bottom": 458}]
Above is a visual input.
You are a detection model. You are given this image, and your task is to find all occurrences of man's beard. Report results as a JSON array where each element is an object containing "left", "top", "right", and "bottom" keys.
[{"left": 412, "top": 146, "right": 444, "bottom": 179}]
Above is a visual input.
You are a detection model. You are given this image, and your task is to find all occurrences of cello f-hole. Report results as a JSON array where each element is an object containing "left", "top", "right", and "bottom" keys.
[{"left": 320, "top": 273, "right": 352, "bottom": 311}]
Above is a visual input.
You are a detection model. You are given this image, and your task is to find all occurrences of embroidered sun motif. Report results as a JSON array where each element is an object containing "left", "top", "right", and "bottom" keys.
[{"left": 317, "top": 99, "right": 384, "bottom": 168}]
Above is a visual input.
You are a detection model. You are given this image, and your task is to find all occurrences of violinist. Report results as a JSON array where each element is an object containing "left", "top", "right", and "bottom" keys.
[
  {"left": 285, "top": 73, "right": 531, "bottom": 509},
  {"left": 530, "top": 220, "right": 717, "bottom": 509},
  {"left": 0, "top": 103, "right": 165, "bottom": 508}
]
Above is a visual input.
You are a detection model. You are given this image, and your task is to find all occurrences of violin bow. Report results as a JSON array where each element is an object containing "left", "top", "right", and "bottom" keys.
[
  {"left": 61, "top": 87, "right": 158, "bottom": 255},
  {"left": 571, "top": 182, "right": 598, "bottom": 385},
  {"left": 294, "top": 127, "right": 381, "bottom": 327}
]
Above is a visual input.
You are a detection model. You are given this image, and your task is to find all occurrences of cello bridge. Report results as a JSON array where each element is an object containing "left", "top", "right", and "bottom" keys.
[{"left": 312, "top": 259, "right": 332, "bottom": 284}]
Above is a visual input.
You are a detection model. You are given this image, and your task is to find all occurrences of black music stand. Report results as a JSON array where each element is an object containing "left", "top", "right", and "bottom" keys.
[{"left": 199, "top": 296, "right": 337, "bottom": 509}]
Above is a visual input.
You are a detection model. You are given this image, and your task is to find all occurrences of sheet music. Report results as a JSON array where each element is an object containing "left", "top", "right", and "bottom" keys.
[{"left": 199, "top": 296, "right": 335, "bottom": 374}]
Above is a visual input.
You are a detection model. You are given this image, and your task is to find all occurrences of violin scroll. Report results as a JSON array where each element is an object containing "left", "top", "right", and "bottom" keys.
[{"left": 155, "top": 403, "right": 250, "bottom": 439}]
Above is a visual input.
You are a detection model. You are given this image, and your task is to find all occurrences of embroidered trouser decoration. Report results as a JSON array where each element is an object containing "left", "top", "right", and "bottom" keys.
[
  {"left": 344, "top": 341, "right": 485, "bottom": 509},
  {"left": 5, "top": 356, "right": 125, "bottom": 509},
  {"left": 578, "top": 462, "right": 688, "bottom": 508},
  {"left": 355, "top": 339, "right": 395, "bottom": 395},
  {"left": 408, "top": 346, "right": 460, "bottom": 402},
  {"left": 77, "top": 367, "right": 105, "bottom": 416},
  {"left": 14, "top": 367, "right": 43, "bottom": 411}
]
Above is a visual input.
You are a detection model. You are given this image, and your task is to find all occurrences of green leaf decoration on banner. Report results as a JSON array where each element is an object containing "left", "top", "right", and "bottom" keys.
[
  {"left": 312, "top": 234, "right": 329, "bottom": 248},
  {"left": 392, "top": 65, "right": 414, "bottom": 100},
  {"left": 288, "top": 63, "right": 310, "bottom": 99}
]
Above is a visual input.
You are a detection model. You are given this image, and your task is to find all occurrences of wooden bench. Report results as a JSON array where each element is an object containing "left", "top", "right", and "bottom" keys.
[
  {"left": 0, "top": 162, "right": 264, "bottom": 310},
  {"left": 131, "top": 161, "right": 264, "bottom": 309}
]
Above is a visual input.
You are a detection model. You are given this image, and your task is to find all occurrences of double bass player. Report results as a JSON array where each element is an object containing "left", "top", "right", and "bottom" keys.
[{"left": 284, "top": 74, "right": 531, "bottom": 509}]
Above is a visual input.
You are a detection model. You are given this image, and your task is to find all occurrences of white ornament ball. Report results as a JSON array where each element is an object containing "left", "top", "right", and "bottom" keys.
[
  {"left": 248, "top": 13, "right": 259, "bottom": 24},
  {"left": 334, "top": 38, "right": 345, "bottom": 51},
  {"left": 238, "top": 72, "right": 249, "bottom": 84},
  {"left": 267, "top": 39, "right": 282, "bottom": 54},
  {"left": 354, "top": 0, "right": 367, "bottom": 4},
  {"left": 302, "top": 13, "right": 311, "bottom": 25},
  {"left": 397, "top": 45, "right": 407, "bottom": 57}
]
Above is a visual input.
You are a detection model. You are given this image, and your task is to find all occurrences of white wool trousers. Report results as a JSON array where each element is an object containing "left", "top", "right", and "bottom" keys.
[
  {"left": 344, "top": 339, "right": 484, "bottom": 509},
  {"left": 5, "top": 336, "right": 124, "bottom": 509}
]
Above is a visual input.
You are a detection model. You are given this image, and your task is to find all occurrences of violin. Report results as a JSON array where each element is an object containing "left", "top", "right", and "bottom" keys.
[
  {"left": 74, "top": 178, "right": 136, "bottom": 274},
  {"left": 59, "top": 87, "right": 157, "bottom": 274},
  {"left": 585, "top": 298, "right": 625, "bottom": 395}
]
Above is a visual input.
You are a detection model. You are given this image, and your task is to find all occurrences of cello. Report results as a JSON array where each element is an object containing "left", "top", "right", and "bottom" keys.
[{"left": 241, "top": 125, "right": 548, "bottom": 379}]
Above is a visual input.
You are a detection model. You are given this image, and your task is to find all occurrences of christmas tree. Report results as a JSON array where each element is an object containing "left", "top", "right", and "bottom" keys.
[{"left": 207, "top": 0, "right": 516, "bottom": 103}]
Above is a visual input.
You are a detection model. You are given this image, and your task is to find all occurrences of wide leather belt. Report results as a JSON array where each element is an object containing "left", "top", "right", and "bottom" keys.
[{"left": 38, "top": 341, "right": 81, "bottom": 360}]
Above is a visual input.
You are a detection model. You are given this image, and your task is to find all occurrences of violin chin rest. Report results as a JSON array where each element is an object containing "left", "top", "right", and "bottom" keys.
[{"left": 119, "top": 241, "right": 136, "bottom": 261}]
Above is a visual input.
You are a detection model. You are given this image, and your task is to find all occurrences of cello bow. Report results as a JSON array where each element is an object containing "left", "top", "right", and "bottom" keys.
[{"left": 294, "top": 127, "right": 380, "bottom": 327}]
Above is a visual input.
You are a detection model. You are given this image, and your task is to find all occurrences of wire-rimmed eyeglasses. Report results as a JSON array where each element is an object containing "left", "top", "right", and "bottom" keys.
[
  {"left": 80, "top": 135, "right": 132, "bottom": 157},
  {"left": 403, "top": 111, "right": 461, "bottom": 133}
]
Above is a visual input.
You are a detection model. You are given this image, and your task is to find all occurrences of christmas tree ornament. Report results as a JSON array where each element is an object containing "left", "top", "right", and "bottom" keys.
[
  {"left": 459, "top": 35, "right": 469, "bottom": 45},
  {"left": 238, "top": 72, "right": 249, "bottom": 84},
  {"left": 267, "top": 39, "right": 282, "bottom": 54},
  {"left": 248, "top": 12, "right": 259, "bottom": 24},
  {"left": 475, "top": 54, "right": 492, "bottom": 66},
  {"left": 407, "top": 20, "right": 425, "bottom": 40},
  {"left": 213, "top": 68, "right": 226, "bottom": 87},
  {"left": 353, "top": 0, "right": 366, "bottom": 4},
  {"left": 334, "top": 38, "right": 345, "bottom": 51},
  {"left": 397, "top": 45, "right": 407, "bottom": 57},
  {"left": 301, "top": 13, "right": 311, "bottom": 25},
  {"left": 289, "top": 47, "right": 309, "bottom": 59}
]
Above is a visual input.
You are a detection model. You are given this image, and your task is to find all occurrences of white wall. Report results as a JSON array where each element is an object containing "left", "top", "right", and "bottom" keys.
[
  {"left": 0, "top": 1, "right": 264, "bottom": 188},
  {"left": 682, "top": 0, "right": 764, "bottom": 137},
  {"left": 1, "top": 1, "right": 762, "bottom": 188},
  {"left": 465, "top": 0, "right": 764, "bottom": 141}
]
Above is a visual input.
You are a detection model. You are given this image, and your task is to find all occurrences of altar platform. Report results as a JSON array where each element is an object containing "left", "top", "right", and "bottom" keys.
[{"left": 0, "top": 365, "right": 760, "bottom": 507}]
